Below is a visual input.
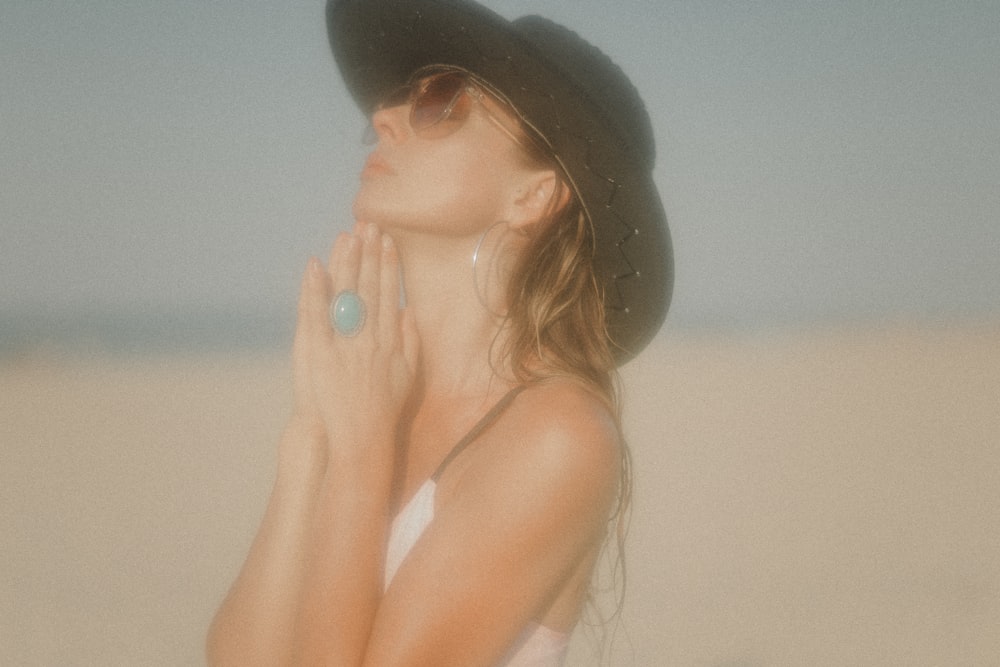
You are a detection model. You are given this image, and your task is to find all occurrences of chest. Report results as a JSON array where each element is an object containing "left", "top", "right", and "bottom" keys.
[{"left": 393, "top": 402, "right": 479, "bottom": 511}]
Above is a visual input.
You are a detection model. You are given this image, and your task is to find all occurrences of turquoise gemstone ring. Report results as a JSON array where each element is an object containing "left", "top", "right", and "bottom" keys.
[{"left": 329, "top": 290, "right": 366, "bottom": 337}]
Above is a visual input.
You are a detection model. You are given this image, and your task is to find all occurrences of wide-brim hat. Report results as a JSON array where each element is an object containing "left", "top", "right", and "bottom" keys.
[{"left": 326, "top": 0, "right": 673, "bottom": 362}]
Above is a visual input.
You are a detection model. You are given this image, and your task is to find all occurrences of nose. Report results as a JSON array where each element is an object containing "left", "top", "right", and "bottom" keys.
[{"left": 365, "top": 105, "right": 408, "bottom": 145}]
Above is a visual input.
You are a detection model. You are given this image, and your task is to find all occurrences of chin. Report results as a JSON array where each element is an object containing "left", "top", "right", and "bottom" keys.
[
  {"left": 353, "top": 187, "right": 425, "bottom": 230},
  {"left": 352, "top": 186, "right": 469, "bottom": 237},
  {"left": 351, "top": 188, "right": 390, "bottom": 225},
  {"left": 351, "top": 196, "right": 411, "bottom": 234}
]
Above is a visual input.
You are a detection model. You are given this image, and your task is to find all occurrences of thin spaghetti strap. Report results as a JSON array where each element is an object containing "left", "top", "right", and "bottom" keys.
[{"left": 430, "top": 385, "right": 527, "bottom": 482}]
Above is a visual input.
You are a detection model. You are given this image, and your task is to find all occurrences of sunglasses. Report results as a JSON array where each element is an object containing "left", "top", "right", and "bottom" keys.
[{"left": 363, "top": 70, "right": 527, "bottom": 146}]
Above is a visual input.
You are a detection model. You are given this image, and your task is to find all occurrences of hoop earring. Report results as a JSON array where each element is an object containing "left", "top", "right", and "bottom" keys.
[{"left": 472, "top": 220, "right": 510, "bottom": 318}]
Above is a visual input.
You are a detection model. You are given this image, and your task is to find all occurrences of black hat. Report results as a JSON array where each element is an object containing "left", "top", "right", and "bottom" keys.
[{"left": 326, "top": 0, "right": 673, "bottom": 362}]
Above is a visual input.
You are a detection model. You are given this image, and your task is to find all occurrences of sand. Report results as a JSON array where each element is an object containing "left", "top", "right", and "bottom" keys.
[{"left": 3, "top": 324, "right": 998, "bottom": 666}]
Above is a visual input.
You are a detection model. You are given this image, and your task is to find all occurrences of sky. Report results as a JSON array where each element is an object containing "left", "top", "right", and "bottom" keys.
[{"left": 3, "top": 0, "right": 999, "bottom": 349}]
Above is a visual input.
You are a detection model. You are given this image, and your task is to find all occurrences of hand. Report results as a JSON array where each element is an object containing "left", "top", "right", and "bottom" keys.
[{"left": 291, "top": 222, "right": 419, "bottom": 465}]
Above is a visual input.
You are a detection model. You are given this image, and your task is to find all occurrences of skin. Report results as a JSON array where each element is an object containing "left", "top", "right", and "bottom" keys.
[{"left": 206, "top": 85, "right": 620, "bottom": 666}]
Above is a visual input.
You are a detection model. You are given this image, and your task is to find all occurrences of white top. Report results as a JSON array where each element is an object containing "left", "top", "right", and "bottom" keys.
[{"left": 384, "top": 478, "right": 570, "bottom": 667}]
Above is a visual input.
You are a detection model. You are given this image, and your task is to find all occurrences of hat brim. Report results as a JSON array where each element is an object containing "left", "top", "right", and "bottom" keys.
[{"left": 327, "top": 0, "right": 673, "bottom": 362}]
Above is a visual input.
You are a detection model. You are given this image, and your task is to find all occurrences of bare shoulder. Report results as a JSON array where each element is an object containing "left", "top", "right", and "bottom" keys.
[
  {"left": 447, "top": 378, "right": 622, "bottom": 516},
  {"left": 508, "top": 378, "right": 621, "bottom": 469},
  {"left": 370, "top": 381, "right": 623, "bottom": 662}
]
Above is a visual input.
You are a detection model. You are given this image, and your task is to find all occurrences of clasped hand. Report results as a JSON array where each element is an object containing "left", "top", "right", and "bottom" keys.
[{"left": 290, "top": 222, "right": 419, "bottom": 465}]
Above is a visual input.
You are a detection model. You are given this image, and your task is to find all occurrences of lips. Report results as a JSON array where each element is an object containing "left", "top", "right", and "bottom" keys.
[{"left": 361, "top": 152, "right": 393, "bottom": 178}]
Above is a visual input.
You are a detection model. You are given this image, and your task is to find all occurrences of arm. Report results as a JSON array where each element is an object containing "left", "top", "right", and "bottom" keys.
[
  {"left": 363, "top": 383, "right": 620, "bottom": 666},
  {"left": 205, "top": 417, "right": 326, "bottom": 666},
  {"left": 207, "top": 251, "right": 337, "bottom": 666},
  {"left": 290, "top": 440, "right": 394, "bottom": 665},
  {"left": 208, "top": 224, "right": 418, "bottom": 665},
  {"left": 209, "top": 224, "right": 615, "bottom": 665},
  {"left": 291, "top": 225, "right": 417, "bottom": 664}
]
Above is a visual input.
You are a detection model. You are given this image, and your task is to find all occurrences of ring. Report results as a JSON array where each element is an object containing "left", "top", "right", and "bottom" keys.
[{"left": 329, "top": 290, "right": 366, "bottom": 337}]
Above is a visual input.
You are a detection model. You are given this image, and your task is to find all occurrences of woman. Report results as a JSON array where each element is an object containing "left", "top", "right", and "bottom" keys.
[{"left": 207, "top": 0, "right": 672, "bottom": 665}]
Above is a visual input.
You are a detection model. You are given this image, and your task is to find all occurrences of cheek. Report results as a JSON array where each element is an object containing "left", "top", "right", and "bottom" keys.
[{"left": 409, "top": 169, "right": 510, "bottom": 234}]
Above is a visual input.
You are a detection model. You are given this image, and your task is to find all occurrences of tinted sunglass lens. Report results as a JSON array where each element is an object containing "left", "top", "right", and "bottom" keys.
[
  {"left": 411, "top": 74, "right": 468, "bottom": 134},
  {"left": 366, "top": 72, "right": 476, "bottom": 141}
]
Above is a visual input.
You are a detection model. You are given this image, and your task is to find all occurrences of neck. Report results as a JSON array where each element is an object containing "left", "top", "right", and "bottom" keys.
[{"left": 390, "top": 226, "right": 515, "bottom": 400}]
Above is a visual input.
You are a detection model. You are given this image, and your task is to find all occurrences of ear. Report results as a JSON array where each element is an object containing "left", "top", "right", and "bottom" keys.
[{"left": 506, "top": 169, "right": 569, "bottom": 233}]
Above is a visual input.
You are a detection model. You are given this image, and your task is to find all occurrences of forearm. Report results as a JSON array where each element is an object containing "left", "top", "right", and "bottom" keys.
[
  {"left": 292, "top": 437, "right": 395, "bottom": 666},
  {"left": 207, "top": 418, "right": 327, "bottom": 666}
]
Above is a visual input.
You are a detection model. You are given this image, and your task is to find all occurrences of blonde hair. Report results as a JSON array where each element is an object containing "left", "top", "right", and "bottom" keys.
[
  {"left": 468, "top": 77, "right": 632, "bottom": 658},
  {"left": 504, "top": 193, "right": 615, "bottom": 393},
  {"left": 499, "top": 149, "right": 633, "bottom": 661}
]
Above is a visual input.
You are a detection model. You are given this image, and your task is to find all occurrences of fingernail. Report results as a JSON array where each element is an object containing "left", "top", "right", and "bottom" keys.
[
  {"left": 382, "top": 233, "right": 394, "bottom": 251},
  {"left": 364, "top": 223, "right": 378, "bottom": 244}
]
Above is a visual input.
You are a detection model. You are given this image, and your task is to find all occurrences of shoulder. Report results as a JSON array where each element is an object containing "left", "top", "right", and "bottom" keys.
[
  {"left": 445, "top": 378, "right": 622, "bottom": 527},
  {"left": 368, "top": 381, "right": 622, "bottom": 662},
  {"left": 507, "top": 378, "right": 621, "bottom": 472}
]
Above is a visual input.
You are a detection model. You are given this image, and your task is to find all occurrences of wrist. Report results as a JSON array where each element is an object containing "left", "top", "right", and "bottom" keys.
[
  {"left": 277, "top": 414, "right": 328, "bottom": 475},
  {"left": 324, "top": 419, "right": 398, "bottom": 466}
]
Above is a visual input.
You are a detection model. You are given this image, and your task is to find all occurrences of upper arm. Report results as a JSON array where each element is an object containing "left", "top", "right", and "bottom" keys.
[{"left": 362, "top": 383, "right": 620, "bottom": 666}]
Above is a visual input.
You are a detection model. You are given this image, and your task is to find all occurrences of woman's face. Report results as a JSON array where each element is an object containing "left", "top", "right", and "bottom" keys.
[{"left": 351, "top": 80, "right": 536, "bottom": 238}]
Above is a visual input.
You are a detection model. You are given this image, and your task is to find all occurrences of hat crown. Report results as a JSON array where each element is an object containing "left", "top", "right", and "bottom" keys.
[{"left": 511, "top": 15, "right": 656, "bottom": 171}]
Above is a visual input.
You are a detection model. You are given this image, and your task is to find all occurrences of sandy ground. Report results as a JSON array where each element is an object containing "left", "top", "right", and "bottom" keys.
[{"left": 2, "top": 324, "right": 998, "bottom": 666}]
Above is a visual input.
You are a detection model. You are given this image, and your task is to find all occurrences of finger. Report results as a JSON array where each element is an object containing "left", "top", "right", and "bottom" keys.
[
  {"left": 400, "top": 308, "right": 420, "bottom": 377},
  {"left": 378, "top": 233, "right": 401, "bottom": 342},
  {"left": 292, "top": 258, "right": 326, "bottom": 394},
  {"left": 295, "top": 257, "right": 315, "bottom": 334},
  {"left": 356, "top": 222, "right": 382, "bottom": 328},
  {"left": 305, "top": 256, "right": 334, "bottom": 342},
  {"left": 293, "top": 259, "right": 314, "bottom": 367},
  {"left": 331, "top": 230, "right": 361, "bottom": 293},
  {"left": 296, "top": 257, "right": 327, "bottom": 346}
]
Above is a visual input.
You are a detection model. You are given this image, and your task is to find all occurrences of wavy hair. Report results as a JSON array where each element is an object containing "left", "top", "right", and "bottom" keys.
[{"left": 496, "top": 131, "right": 633, "bottom": 661}]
